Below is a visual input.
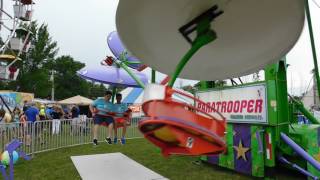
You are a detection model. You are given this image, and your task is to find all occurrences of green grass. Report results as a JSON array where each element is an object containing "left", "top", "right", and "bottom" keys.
[{"left": 11, "top": 138, "right": 305, "bottom": 180}]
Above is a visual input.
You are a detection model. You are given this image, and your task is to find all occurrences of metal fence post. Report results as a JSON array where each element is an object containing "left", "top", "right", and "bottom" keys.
[
  {"left": 31, "top": 122, "right": 35, "bottom": 158},
  {"left": 0, "top": 117, "right": 143, "bottom": 156}
]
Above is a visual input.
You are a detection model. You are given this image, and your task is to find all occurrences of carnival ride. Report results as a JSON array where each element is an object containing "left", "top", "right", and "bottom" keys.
[
  {"left": 107, "top": 31, "right": 147, "bottom": 71},
  {"left": 0, "top": 0, "right": 34, "bottom": 81},
  {"left": 78, "top": 30, "right": 196, "bottom": 134},
  {"left": 141, "top": 84, "right": 226, "bottom": 156},
  {"left": 77, "top": 60, "right": 147, "bottom": 130},
  {"left": 113, "top": 0, "right": 320, "bottom": 178},
  {"left": 77, "top": 37, "right": 149, "bottom": 129},
  {"left": 116, "top": 0, "right": 304, "bottom": 158},
  {"left": 105, "top": 31, "right": 191, "bottom": 105},
  {"left": 77, "top": 65, "right": 148, "bottom": 89}
]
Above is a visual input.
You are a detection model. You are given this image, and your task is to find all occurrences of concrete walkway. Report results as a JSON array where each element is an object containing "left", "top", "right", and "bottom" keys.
[{"left": 71, "top": 152, "right": 168, "bottom": 180}]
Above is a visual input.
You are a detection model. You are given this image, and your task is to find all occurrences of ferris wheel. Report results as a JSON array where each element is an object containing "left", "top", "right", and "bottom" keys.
[{"left": 0, "top": 0, "right": 34, "bottom": 81}]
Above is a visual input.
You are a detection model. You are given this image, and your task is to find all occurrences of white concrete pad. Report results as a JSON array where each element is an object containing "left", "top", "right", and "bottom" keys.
[{"left": 71, "top": 152, "right": 168, "bottom": 180}]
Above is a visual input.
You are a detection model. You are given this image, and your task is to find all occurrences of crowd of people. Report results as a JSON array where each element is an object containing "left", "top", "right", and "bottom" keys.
[
  {"left": 0, "top": 91, "right": 132, "bottom": 147},
  {"left": 0, "top": 101, "right": 82, "bottom": 146}
]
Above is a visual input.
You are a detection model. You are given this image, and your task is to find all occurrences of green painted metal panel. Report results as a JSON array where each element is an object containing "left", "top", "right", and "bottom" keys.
[
  {"left": 251, "top": 125, "right": 264, "bottom": 177},
  {"left": 274, "top": 62, "right": 290, "bottom": 150},
  {"left": 266, "top": 80, "right": 277, "bottom": 126},
  {"left": 218, "top": 124, "right": 234, "bottom": 169},
  {"left": 306, "top": 128, "right": 320, "bottom": 177},
  {"left": 289, "top": 124, "right": 320, "bottom": 177}
]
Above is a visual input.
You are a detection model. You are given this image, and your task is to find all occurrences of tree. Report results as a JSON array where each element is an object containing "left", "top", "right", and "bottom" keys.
[
  {"left": 7, "top": 22, "right": 59, "bottom": 97},
  {"left": 3, "top": 21, "right": 92, "bottom": 99},
  {"left": 52, "top": 55, "right": 90, "bottom": 100},
  {"left": 88, "top": 83, "right": 107, "bottom": 99}
]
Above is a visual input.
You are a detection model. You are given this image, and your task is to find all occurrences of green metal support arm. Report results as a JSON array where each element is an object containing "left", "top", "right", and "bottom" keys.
[
  {"left": 117, "top": 53, "right": 146, "bottom": 89},
  {"left": 291, "top": 97, "right": 320, "bottom": 124},
  {"left": 305, "top": 0, "right": 320, "bottom": 103},
  {"left": 111, "top": 86, "right": 116, "bottom": 103},
  {"left": 123, "top": 61, "right": 141, "bottom": 65},
  {"left": 151, "top": 69, "right": 156, "bottom": 83},
  {"left": 168, "top": 19, "right": 217, "bottom": 87}
]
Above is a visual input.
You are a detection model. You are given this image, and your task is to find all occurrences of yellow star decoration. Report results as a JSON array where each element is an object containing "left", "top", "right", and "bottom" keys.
[
  {"left": 233, "top": 139, "right": 250, "bottom": 161},
  {"left": 314, "top": 151, "right": 320, "bottom": 162}
]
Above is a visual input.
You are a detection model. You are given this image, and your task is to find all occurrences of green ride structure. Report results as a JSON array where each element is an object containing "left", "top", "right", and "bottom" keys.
[
  {"left": 198, "top": 60, "right": 320, "bottom": 178},
  {"left": 113, "top": 0, "right": 320, "bottom": 178},
  {"left": 196, "top": 1, "right": 320, "bottom": 178}
]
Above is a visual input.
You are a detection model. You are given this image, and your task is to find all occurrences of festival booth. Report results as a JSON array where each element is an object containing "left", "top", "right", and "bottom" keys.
[
  {"left": 33, "top": 98, "right": 56, "bottom": 105},
  {"left": 33, "top": 98, "right": 56, "bottom": 109},
  {"left": 58, "top": 95, "right": 93, "bottom": 118},
  {"left": 0, "top": 91, "right": 34, "bottom": 112},
  {"left": 58, "top": 95, "right": 93, "bottom": 106}
]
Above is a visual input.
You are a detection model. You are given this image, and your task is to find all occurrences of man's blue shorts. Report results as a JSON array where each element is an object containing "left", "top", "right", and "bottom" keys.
[{"left": 93, "top": 115, "right": 114, "bottom": 125}]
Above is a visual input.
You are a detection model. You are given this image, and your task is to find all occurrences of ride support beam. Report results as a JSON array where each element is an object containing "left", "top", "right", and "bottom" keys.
[
  {"left": 294, "top": 99, "right": 320, "bottom": 124},
  {"left": 151, "top": 69, "right": 156, "bottom": 83},
  {"left": 305, "top": 0, "right": 320, "bottom": 103}
]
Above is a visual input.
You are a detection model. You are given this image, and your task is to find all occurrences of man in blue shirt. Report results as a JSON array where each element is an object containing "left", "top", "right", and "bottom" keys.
[
  {"left": 90, "top": 90, "right": 114, "bottom": 145},
  {"left": 25, "top": 102, "right": 40, "bottom": 123},
  {"left": 24, "top": 102, "right": 40, "bottom": 145},
  {"left": 113, "top": 93, "right": 131, "bottom": 145}
]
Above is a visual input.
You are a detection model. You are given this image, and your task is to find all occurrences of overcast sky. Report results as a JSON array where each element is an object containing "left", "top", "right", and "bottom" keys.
[{"left": 2, "top": 1, "right": 320, "bottom": 95}]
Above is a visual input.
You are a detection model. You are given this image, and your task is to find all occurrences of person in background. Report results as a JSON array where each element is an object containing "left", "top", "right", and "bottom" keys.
[
  {"left": 90, "top": 90, "right": 114, "bottom": 145},
  {"left": 38, "top": 104, "right": 47, "bottom": 144},
  {"left": 51, "top": 105, "right": 64, "bottom": 135},
  {"left": 25, "top": 102, "right": 39, "bottom": 123},
  {"left": 0, "top": 108, "right": 12, "bottom": 146},
  {"left": 113, "top": 93, "right": 131, "bottom": 145},
  {"left": 12, "top": 107, "right": 21, "bottom": 122},
  {"left": 11, "top": 107, "right": 21, "bottom": 137},
  {"left": 70, "top": 105, "right": 80, "bottom": 135},
  {"left": 45, "top": 104, "right": 54, "bottom": 120},
  {"left": 63, "top": 106, "right": 70, "bottom": 119},
  {"left": 39, "top": 104, "right": 46, "bottom": 121},
  {"left": 24, "top": 102, "right": 40, "bottom": 145},
  {"left": 0, "top": 108, "right": 12, "bottom": 124},
  {"left": 52, "top": 105, "right": 64, "bottom": 119},
  {"left": 19, "top": 111, "right": 27, "bottom": 141},
  {"left": 23, "top": 100, "right": 29, "bottom": 112},
  {"left": 79, "top": 105, "right": 91, "bottom": 118},
  {"left": 71, "top": 105, "right": 80, "bottom": 118}
]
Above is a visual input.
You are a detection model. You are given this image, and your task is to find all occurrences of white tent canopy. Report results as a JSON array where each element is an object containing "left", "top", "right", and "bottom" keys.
[
  {"left": 33, "top": 98, "right": 56, "bottom": 104},
  {"left": 58, "top": 95, "right": 93, "bottom": 105}
]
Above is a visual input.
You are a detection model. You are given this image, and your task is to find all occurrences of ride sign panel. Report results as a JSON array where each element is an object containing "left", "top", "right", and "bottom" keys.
[{"left": 196, "top": 84, "right": 267, "bottom": 124}]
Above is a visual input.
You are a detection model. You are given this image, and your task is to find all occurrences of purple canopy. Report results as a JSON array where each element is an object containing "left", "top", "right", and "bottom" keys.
[
  {"left": 107, "top": 31, "right": 143, "bottom": 69},
  {"left": 77, "top": 66, "right": 148, "bottom": 88}
]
